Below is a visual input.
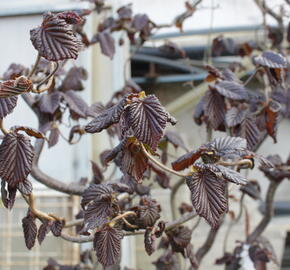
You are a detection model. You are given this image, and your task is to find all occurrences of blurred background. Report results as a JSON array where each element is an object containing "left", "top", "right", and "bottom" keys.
[{"left": 0, "top": 0, "right": 289, "bottom": 269}]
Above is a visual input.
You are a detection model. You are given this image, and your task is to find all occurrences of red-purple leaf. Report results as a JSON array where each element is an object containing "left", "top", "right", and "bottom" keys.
[
  {"left": 172, "top": 148, "right": 203, "bottom": 171},
  {"left": 3, "top": 63, "right": 28, "bottom": 80},
  {"left": 93, "top": 226, "right": 123, "bottom": 266},
  {"left": 57, "top": 11, "right": 82, "bottom": 25},
  {"left": 132, "top": 14, "right": 149, "bottom": 31},
  {"left": 254, "top": 51, "right": 287, "bottom": 69},
  {"left": 186, "top": 170, "right": 227, "bottom": 228},
  {"left": 22, "top": 214, "right": 37, "bottom": 249},
  {"left": 51, "top": 220, "right": 64, "bottom": 237},
  {"left": 0, "top": 77, "right": 33, "bottom": 98},
  {"left": 62, "top": 90, "right": 90, "bottom": 119},
  {"left": 144, "top": 228, "right": 156, "bottom": 255},
  {"left": 204, "top": 89, "right": 226, "bottom": 130},
  {"left": 12, "top": 126, "right": 46, "bottom": 139},
  {"left": 136, "top": 196, "right": 161, "bottom": 229},
  {"left": 38, "top": 92, "right": 61, "bottom": 114},
  {"left": 0, "top": 133, "right": 34, "bottom": 187},
  {"left": 85, "top": 96, "right": 127, "bottom": 133},
  {"left": 60, "top": 66, "right": 88, "bottom": 91},
  {"left": 1, "top": 181, "right": 17, "bottom": 209},
  {"left": 238, "top": 115, "right": 260, "bottom": 150},
  {"left": 121, "top": 140, "right": 148, "bottom": 182},
  {"left": 210, "top": 136, "right": 247, "bottom": 155},
  {"left": 0, "top": 96, "right": 18, "bottom": 118},
  {"left": 81, "top": 184, "right": 114, "bottom": 209},
  {"left": 38, "top": 221, "right": 52, "bottom": 245},
  {"left": 213, "top": 81, "right": 248, "bottom": 100},
  {"left": 240, "top": 180, "right": 261, "bottom": 200},
  {"left": 17, "top": 179, "right": 33, "bottom": 195},
  {"left": 153, "top": 250, "right": 179, "bottom": 269},
  {"left": 166, "top": 225, "right": 192, "bottom": 254},
  {"left": 205, "top": 65, "right": 225, "bottom": 82},
  {"left": 48, "top": 126, "right": 60, "bottom": 148},
  {"left": 68, "top": 125, "right": 85, "bottom": 143},
  {"left": 96, "top": 31, "right": 115, "bottom": 59},
  {"left": 216, "top": 165, "right": 247, "bottom": 185},
  {"left": 164, "top": 131, "right": 188, "bottom": 151},
  {"left": 159, "top": 41, "right": 186, "bottom": 58},
  {"left": 84, "top": 199, "right": 114, "bottom": 230},
  {"left": 30, "top": 12, "right": 79, "bottom": 61},
  {"left": 91, "top": 160, "right": 104, "bottom": 184},
  {"left": 127, "top": 95, "right": 168, "bottom": 149},
  {"left": 117, "top": 4, "right": 132, "bottom": 20},
  {"left": 193, "top": 162, "right": 247, "bottom": 185},
  {"left": 225, "top": 107, "right": 247, "bottom": 127},
  {"left": 265, "top": 101, "right": 280, "bottom": 143}
]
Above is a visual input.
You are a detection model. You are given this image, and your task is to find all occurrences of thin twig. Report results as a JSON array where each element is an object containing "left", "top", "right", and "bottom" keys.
[
  {"left": 0, "top": 119, "right": 8, "bottom": 135},
  {"left": 253, "top": 0, "right": 283, "bottom": 26},
  {"left": 195, "top": 228, "right": 220, "bottom": 265},
  {"left": 109, "top": 211, "right": 136, "bottom": 226},
  {"left": 140, "top": 143, "right": 188, "bottom": 178},
  {"left": 36, "top": 62, "right": 59, "bottom": 90},
  {"left": 247, "top": 181, "right": 280, "bottom": 243},
  {"left": 243, "top": 67, "right": 263, "bottom": 86},
  {"left": 170, "top": 178, "right": 184, "bottom": 220},
  {"left": 28, "top": 53, "right": 41, "bottom": 79},
  {"left": 21, "top": 193, "right": 59, "bottom": 222},
  {"left": 60, "top": 211, "right": 197, "bottom": 243},
  {"left": 223, "top": 194, "right": 245, "bottom": 253},
  {"left": 218, "top": 159, "right": 253, "bottom": 168}
]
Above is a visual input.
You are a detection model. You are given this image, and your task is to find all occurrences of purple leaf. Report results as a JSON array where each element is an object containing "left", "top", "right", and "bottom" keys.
[
  {"left": 93, "top": 226, "right": 123, "bottom": 266},
  {"left": 0, "top": 133, "right": 34, "bottom": 187},
  {"left": 30, "top": 12, "right": 79, "bottom": 61}
]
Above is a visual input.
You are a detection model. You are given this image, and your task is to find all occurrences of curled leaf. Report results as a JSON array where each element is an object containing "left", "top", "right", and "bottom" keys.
[
  {"left": 0, "top": 77, "right": 33, "bottom": 98},
  {"left": 85, "top": 96, "right": 128, "bottom": 133},
  {"left": 30, "top": 12, "right": 79, "bottom": 61}
]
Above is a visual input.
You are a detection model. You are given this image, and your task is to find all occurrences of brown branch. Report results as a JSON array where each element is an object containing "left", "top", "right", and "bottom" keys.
[
  {"left": 170, "top": 178, "right": 184, "bottom": 220},
  {"left": 28, "top": 53, "right": 41, "bottom": 79},
  {"left": 243, "top": 67, "right": 263, "bottom": 86},
  {"left": 0, "top": 119, "right": 8, "bottom": 135},
  {"left": 36, "top": 62, "right": 59, "bottom": 91},
  {"left": 247, "top": 180, "right": 280, "bottom": 243},
  {"left": 31, "top": 138, "right": 85, "bottom": 195},
  {"left": 109, "top": 211, "right": 136, "bottom": 226},
  {"left": 195, "top": 228, "right": 220, "bottom": 267},
  {"left": 253, "top": 0, "right": 283, "bottom": 26},
  {"left": 22, "top": 193, "right": 60, "bottom": 222},
  {"left": 64, "top": 218, "right": 83, "bottom": 228},
  {"left": 217, "top": 159, "right": 253, "bottom": 168},
  {"left": 140, "top": 143, "right": 188, "bottom": 178},
  {"left": 60, "top": 211, "right": 197, "bottom": 243},
  {"left": 223, "top": 194, "right": 245, "bottom": 253}
]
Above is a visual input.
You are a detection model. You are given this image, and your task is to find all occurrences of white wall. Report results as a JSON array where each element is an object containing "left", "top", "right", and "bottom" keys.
[
  {"left": 0, "top": 1, "right": 92, "bottom": 187},
  {"left": 130, "top": 0, "right": 286, "bottom": 33}
]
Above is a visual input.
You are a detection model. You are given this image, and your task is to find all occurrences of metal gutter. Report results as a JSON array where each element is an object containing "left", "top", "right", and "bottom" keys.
[
  {"left": 132, "top": 53, "right": 205, "bottom": 73},
  {"left": 133, "top": 73, "right": 207, "bottom": 84},
  {"left": 0, "top": 2, "right": 92, "bottom": 17},
  {"left": 151, "top": 24, "right": 264, "bottom": 40}
]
